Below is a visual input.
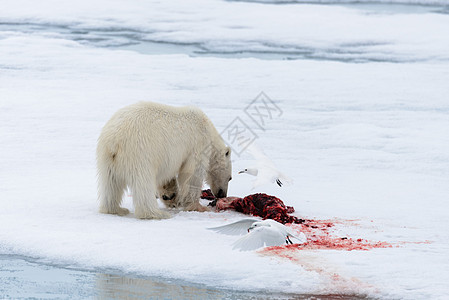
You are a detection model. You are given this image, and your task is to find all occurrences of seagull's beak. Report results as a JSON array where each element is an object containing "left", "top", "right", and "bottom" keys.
[{"left": 238, "top": 170, "right": 245, "bottom": 174}]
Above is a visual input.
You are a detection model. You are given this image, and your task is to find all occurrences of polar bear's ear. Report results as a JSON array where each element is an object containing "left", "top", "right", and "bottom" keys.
[{"left": 225, "top": 147, "right": 231, "bottom": 157}]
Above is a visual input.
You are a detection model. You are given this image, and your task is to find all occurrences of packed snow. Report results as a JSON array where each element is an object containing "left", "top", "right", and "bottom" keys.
[{"left": 1, "top": 0, "right": 449, "bottom": 299}]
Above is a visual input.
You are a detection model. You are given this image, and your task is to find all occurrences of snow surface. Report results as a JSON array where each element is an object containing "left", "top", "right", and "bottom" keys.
[{"left": 1, "top": 0, "right": 449, "bottom": 299}]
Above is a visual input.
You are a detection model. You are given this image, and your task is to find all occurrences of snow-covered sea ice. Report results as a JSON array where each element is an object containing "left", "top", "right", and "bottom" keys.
[{"left": 1, "top": 0, "right": 449, "bottom": 299}]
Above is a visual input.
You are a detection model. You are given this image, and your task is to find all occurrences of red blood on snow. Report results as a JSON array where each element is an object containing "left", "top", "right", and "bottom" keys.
[{"left": 262, "top": 219, "right": 393, "bottom": 254}]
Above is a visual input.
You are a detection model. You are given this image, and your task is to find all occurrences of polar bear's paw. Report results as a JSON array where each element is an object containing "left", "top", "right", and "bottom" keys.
[
  {"left": 161, "top": 198, "right": 180, "bottom": 209},
  {"left": 185, "top": 202, "right": 210, "bottom": 212},
  {"left": 116, "top": 207, "right": 130, "bottom": 216},
  {"left": 99, "top": 206, "right": 130, "bottom": 216},
  {"left": 135, "top": 209, "right": 171, "bottom": 220}
]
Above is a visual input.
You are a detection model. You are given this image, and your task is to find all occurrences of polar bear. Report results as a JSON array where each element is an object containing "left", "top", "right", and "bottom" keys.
[{"left": 97, "top": 101, "right": 232, "bottom": 219}]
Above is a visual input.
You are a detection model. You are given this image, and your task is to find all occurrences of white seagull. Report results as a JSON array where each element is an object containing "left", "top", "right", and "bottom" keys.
[
  {"left": 238, "top": 142, "right": 292, "bottom": 188},
  {"left": 208, "top": 219, "right": 307, "bottom": 251}
]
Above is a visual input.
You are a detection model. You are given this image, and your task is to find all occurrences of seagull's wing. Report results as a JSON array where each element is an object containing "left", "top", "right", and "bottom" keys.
[
  {"left": 245, "top": 143, "right": 293, "bottom": 188},
  {"left": 276, "top": 171, "right": 293, "bottom": 187},
  {"left": 232, "top": 227, "right": 287, "bottom": 251},
  {"left": 251, "top": 167, "right": 276, "bottom": 188},
  {"left": 288, "top": 231, "right": 308, "bottom": 244},
  {"left": 263, "top": 220, "right": 307, "bottom": 244},
  {"left": 245, "top": 142, "right": 276, "bottom": 170},
  {"left": 207, "top": 219, "right": 259, "bottom": 236}
]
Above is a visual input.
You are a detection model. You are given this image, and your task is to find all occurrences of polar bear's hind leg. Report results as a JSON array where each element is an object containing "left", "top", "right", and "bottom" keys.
[
  {"left": 98, "top": 165, "right": 129, "bottom": 216},
  {"left": 159, "top": 177, "right": 179, "bottom": 208},
  {"left": 132, "top": 181, "right": 170, "bottom": 219}
]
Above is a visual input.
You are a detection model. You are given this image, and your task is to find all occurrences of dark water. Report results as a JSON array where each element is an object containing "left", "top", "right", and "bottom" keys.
[{"left": 0, "top": 255, "right": 373, "bottom": 300}]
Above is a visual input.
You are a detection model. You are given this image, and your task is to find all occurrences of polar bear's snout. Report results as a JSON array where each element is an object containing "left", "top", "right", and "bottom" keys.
[{"left": 216, "top": 188, "right": 226, "bottom": 198}]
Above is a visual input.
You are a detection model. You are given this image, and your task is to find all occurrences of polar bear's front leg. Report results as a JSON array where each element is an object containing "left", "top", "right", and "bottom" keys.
[
  {"left": 177, "top": 160, "right": 209, "bottom": 212},
  {"left": 132, "top": 182, "right": 170, "bottom": 219}
]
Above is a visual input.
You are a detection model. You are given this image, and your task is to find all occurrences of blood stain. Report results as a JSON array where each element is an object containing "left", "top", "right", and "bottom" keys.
[{"left": 260, "top": 218, "right": 394, "bottom": 256}]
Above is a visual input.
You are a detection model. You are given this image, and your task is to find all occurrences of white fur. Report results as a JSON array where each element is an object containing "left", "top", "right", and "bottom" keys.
[{"left": 97, "top": 101, "right": 232, "bottom": 219}]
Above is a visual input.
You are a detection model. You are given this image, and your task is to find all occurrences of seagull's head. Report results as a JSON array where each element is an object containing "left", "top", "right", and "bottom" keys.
[
  {"left": 248, "top": 221, "right": 268, "bottom": 232},
  {"left": 248, "top": 222, "right": 257, "bottom": 232},
  {"left": 238, "top": 168, "right": 247, "bottom": 174},
  {"left": 238, "top": 168, "right": 258, "bottom": 176}
]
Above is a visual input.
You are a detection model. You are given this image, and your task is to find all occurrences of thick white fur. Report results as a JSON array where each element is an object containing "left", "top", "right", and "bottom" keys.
[{"left": 97, "top": 101, "right": 232, "bottom": 219}]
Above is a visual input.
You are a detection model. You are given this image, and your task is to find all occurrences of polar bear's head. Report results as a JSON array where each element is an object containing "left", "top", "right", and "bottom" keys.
[{"left": 207, "top": 145, "right": 232, "bottom": 198}]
